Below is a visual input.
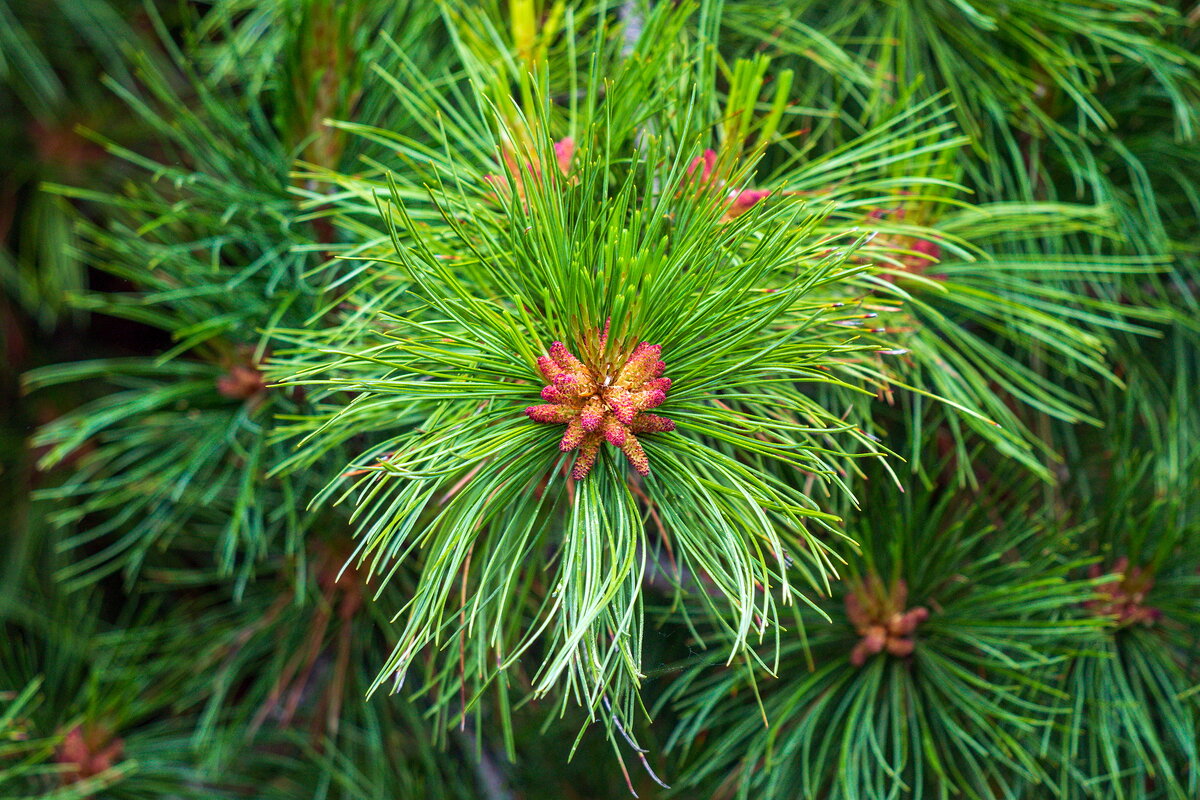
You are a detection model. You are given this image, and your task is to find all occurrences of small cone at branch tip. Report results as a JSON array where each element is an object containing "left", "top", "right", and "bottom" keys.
[
  {"left": 865, "top": 205, "right": 945, "bottom": 276},
  {"left": 562, "top": 374, "right": 599, "bottom": 396},
  {"left": 850, "top": 632, "right": 884, "bottom": 668},
  {"left": 681, "top": 148, "right": 780, "bottom": 221},
  {"left": 846, "top": 575, "right": 929, "bottom": 666},
  {"left": 862, "top": 626, "right": 887, "bottom": 653},
  {"left": 617, "top": 342, "right": 661, "bottom": 383},
  {"left": 483, "top": 137, "right": 576, "bottom": 202},
  {"left": 1085, "top": 556, "right": 1163, "bottom": 627},
  {"left": 56, "top": 724, "right": 124, "bottom": 787},
  {"left": 910, "top": 237, "right": 941, "bottom": 261},
  {"left": 890, "top": 606, "right": 929, "bottom": 636},
  {"left": 217, "top": 363, "right": 266, "bottom": 400},
  {"left": 524, "top": 333, "right": 675, "bottom": 478}
]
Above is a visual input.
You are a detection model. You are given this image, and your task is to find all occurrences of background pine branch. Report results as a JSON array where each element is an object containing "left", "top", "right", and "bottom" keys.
[{"left": 3, "top": 1, "right": 1198, "bottom": 798}]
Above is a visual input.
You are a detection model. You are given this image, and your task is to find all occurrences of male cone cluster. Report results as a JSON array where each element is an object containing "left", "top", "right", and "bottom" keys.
[
  {"left": 525, "top": 339, "right": 675, "bottom": 479},
  {"left": 866, "top": 205, "right": 943, "bottom": 275},
  {"left": 687, "top": 148, "right": 773, "bottom": 221},
  {"left": 845, "top": 577, "right": 930, "bottom": 667},
  {"left": 1084, "top": 557, "right": 1163, "bottom": 627},
  {"left": 55, "top": 724, "right": 124, "bottom": 789}
]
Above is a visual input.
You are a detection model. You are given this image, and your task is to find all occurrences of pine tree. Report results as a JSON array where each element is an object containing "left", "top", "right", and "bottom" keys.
[{"left": 3, "top": 1, "right": 1198, "bottom": 798}]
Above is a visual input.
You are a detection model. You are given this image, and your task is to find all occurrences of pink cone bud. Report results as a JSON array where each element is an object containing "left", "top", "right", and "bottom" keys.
[
  {"left": 911, "top": 238, "right": 941, "bottom": 261},
  {"left": 603, "top": 386, "right": 637, "bottom": 425},
  {"left": 725, "top": 189, "right": 771, "bottom": 219},
  {"left": 688, "top": 149, "right": 718, "bottom": 183},
  {"left": 554, "top": 137, "right": 575, "bottom": 176},
  {"left": 862, "top": 626, "right": 887, "bottom": 654},
  {"left": 616, "top": 343, "right": 661, "bottom": 386},
  {"left": 845, "top": 593, "right": 869, "bottom": 629}
]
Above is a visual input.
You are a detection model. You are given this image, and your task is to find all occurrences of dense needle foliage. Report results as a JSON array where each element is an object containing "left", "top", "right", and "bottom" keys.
[{"left": 2, "top": 1, "right": 1198, "bottom": 798}]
